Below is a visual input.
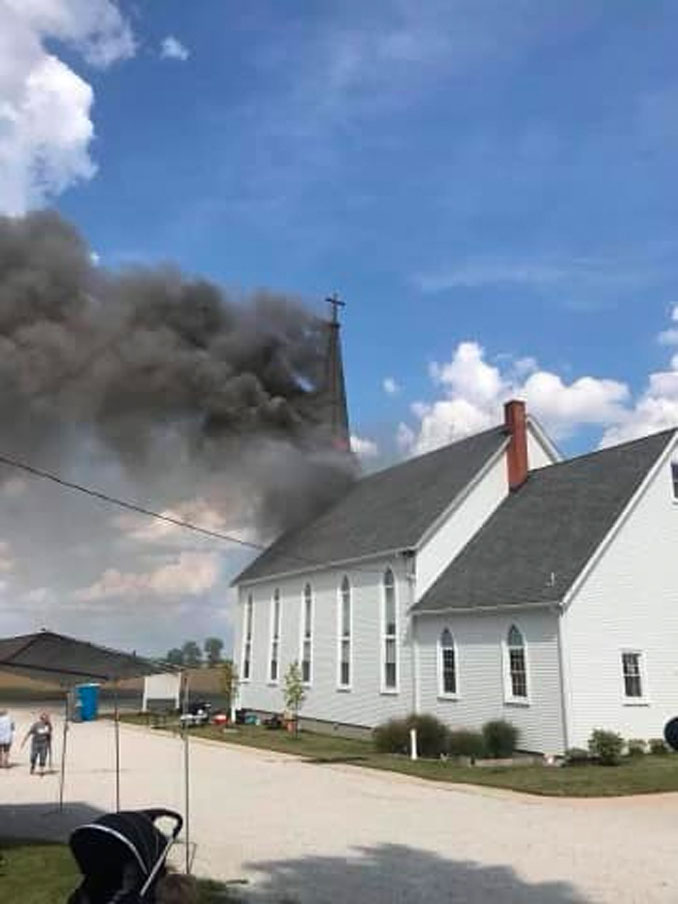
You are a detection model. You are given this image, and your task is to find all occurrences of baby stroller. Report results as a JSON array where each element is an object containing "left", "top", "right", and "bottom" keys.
[{"left": 67, "top": 808, "right": 183, "bottom": 903}]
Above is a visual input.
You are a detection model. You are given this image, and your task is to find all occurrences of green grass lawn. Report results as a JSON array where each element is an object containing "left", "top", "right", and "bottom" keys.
[
  {"left": 0, "top": 840, "right": 238, "bottom": 903},
  {"left": 118, "top": 714, "right": 678, "bottom": 797}
]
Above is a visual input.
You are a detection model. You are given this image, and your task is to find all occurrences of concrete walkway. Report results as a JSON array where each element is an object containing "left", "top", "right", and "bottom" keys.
[{"left": 2, "top": 709, "right": 678, "bottom": 902}]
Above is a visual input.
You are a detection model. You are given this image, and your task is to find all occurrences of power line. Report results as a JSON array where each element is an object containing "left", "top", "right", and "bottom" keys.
[
  {"left": 0, "top": 451, "right": 263, "bottom": 553},
  {"left": 0, "top": 450, "right": 397, "bottom": 579}
]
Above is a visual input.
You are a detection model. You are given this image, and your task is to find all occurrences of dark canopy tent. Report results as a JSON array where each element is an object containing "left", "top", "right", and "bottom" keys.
[
  {"left": 0, "top": 630, "right": 161, "bottom": 686},
  {"left": 0, "top": 630, "right": 168, "bottom": 812}
]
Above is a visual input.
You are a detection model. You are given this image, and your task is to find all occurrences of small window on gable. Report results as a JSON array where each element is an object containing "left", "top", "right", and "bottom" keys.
[
  {"left": 672, "top": 462, "right": 678, "bottom": 500},
  {"left": 507, "top": 625, "right": 528, "bottom": 699},
  {"left": 622, "top": 651, "right": 644, "bottom": 699}
]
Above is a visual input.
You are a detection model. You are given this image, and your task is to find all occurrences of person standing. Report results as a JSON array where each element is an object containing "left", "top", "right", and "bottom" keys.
[
  {"left": 22, "top": 711, "right": 52, "bottom": 775},
  {"left": 0, "top": 708, "right": 14, "bottom": 768}
]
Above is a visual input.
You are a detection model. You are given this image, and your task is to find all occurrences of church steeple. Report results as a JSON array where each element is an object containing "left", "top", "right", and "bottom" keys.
[{"left": 323, "top": 293, "right": 351, "bottom": 452}]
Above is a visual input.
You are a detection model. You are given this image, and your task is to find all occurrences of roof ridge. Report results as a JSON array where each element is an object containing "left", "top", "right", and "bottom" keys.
[
  {"left": 528, "top": 426, "right": 676, "bottom": 474},
  {"left": 360, "top": 424, "right": 505, "bottom": 482}
]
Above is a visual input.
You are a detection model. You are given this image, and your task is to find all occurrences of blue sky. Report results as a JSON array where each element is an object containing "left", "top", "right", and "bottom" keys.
[
  {"left": 1, "top": 0, "right": 678, "bottom": 651},
  {"left": 47, "top": 0, "right": 678, "bottom": 460}
]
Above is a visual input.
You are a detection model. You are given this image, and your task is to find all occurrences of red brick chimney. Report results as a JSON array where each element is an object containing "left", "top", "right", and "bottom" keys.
[{"left": 504, "top": 399, "right": 528, "bottom": 490}]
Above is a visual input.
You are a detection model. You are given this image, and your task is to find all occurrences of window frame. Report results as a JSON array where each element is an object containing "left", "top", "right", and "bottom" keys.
[
  {"left": 380, "top": 567, "right": 399, "bottom": 694},
  {"left": 268, "top": 587, "right": 282, "bottom": 685},
  {"left": 241, "top": 593, "right": 254, "bottom": 683},
  {"left": 503, "top": 624, "right": 530, "bottom": 706},
  {"left": 621, "top": 649, "right": 649, "bottom": 705},
  {"left": 437, "top": 628, "right": 459, "bottom": 699},
  {"left": 300, "top": 583, "right": 313, "bottom": 687},
  {"left": 337, "top": 575, "right": 352, "bottom": 691},
  {"left": 671, "top": 462, "right": 678, "bottom": 502}
]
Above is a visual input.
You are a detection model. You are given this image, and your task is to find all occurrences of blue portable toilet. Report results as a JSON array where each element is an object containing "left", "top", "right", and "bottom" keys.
[{"left": 76, "top": 684, "right": 100, "bottom": 721}]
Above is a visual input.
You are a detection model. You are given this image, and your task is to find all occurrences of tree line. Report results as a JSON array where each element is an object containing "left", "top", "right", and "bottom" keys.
[{"left": 165, "top": 637, "right": 225, "bottom": 668}]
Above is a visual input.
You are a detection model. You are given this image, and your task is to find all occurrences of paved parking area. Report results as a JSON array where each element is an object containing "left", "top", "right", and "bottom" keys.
[{"left": 2, "top": 708, "right": 678, "bottom": 902}]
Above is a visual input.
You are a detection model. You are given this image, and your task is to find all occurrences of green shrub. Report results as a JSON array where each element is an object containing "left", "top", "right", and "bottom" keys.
[
  {"left": 626, "top": 738, "right": 646, "bottom": 757},
  {"left": 406, "top": 713, "right": 450, "bottom": 758},
  {"left": 373, "top": 718, "right": 410, "bottom": 754},
  {"left": 588, "top": 729, "right": 624, "bottom": 766},
  {"left": 448, "top": 729, "right": 485, "bottom": 759},
  {"left": 564, "top": 747, "right": 590, "bottom": 766},
  {"left": 649, "top": 737, "right": 670, "bottom": 755},
  {"left": 373, "top": 714, "right": 450, "bottom": 758},
  {"left": 482, "top": 720, "right": 519, "bottom": 758}
]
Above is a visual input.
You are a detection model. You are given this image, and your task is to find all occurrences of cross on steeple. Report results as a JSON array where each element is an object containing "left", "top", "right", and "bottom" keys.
[{"left": 325, "top": 292, "right": 346, "bottom": 324}]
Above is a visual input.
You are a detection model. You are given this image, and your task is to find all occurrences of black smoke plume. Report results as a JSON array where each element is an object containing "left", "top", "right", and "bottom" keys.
[{"left": 0, "top": 211, "right": 356, "bottom": 537}]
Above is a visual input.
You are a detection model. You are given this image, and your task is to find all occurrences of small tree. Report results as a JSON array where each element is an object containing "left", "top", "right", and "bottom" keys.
[
  {"left": 166, "top": 648, "right": 184, "bottom": 667},
  {"left": 181, "top": 640, "right": 202, "bottom": 668},
  {"left": 204, "top": 637, "right": 224, "bottom": 667},
  {"left": 283, "top": 661, "right": 305, "bottom": 734},
  {"left": 220, "top": 659, "right": 239, "bottom": 721}
]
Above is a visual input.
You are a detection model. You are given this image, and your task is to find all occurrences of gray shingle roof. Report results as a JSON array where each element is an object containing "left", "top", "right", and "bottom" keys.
[
  {"left": 235, "top": 426, "right": 507, "bottom": 583},
  {"left": 413, "top": 428, "right": 676, "bottom": 612}
]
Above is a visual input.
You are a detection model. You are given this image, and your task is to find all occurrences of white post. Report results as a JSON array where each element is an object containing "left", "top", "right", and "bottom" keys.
[{"left": 410, "top": 727, "right": 418, "bottom": 761}]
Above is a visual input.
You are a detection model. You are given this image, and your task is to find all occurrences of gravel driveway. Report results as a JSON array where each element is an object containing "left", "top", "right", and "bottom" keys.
[{"left": 2, "top": 709, "right": 677, "bottom": 902}]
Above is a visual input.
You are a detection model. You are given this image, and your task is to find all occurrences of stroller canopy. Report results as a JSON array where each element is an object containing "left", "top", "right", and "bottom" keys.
[
  {"left": 69, "top": 809, "right": 182, "bottom": 902},
  {"left": 70, "top": 811, "right": 167, "bottom": 879}
]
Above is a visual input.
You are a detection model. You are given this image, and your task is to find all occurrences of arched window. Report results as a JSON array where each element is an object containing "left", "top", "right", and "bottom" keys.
[
  {"left": 339, "top": 576, "right": 351, "bottom": 687},
  {"left": 439, "top": 629, "right": 456, "bottom": 696},
  {"left": 507, "top": 625, "right": 527, "bottom": 698},
  {"left": 383, "top": 568, "right": 397, "bottom": 690},
  {"left": 301, "top": 583, "right": 313, "bottom": 684},
  {"left": 242, "top": 593, "right": 254, "bottom": 681},
  {"left": 269, "top": 588, "right": 282, "bottom": 683}
]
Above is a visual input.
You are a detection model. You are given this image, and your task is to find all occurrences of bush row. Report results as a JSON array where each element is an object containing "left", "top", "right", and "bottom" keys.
[
  {"left": 373, "top": 714, "right": 519, "bottom": 760},
  {"left": 566, "top": 731, "right": 670, "bottom": 766}
]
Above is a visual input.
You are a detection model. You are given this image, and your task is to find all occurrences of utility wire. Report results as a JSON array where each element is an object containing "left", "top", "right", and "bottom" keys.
[
  {"left": 0, "top": 451, "right": 263, "bottom": 553},
  {"left": 0, "top": 450, "right": 399, "bottom": 579}
]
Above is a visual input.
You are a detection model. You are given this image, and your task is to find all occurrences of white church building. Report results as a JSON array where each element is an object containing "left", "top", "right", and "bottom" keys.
[{"left": 233, "top": 399, "right": 678, "bottom": 754}]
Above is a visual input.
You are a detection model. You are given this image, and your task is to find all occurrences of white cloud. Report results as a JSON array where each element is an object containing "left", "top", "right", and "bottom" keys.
[
  {"left": 75, "top": 551, "right": 221, "bottom": 602},
  {"left": 351, "top": 433, "right": 379, "bottom": 460},
  {"left": 401, "top": 340, "right": 630, "bottom": 456},
  {"left": 600, "top": 370, "right": 678, "bottom": 446},
  {"left": 383, "top": 376, "right": 400, "bottom": 395},
  {"left": 658, "top": 328, "right": 678, "bottom": 346},
  {"left": 402, "top": 308, "right": 678, "bottom": 456},
  {"left": 0, "top": 0, "right": 135, "bottom": 214},
  {"left": 112, "top": 497, "right": 258, "bottom": 550},
  {"left": 160, "top": 36, "right": 190, "bottom": 62}
]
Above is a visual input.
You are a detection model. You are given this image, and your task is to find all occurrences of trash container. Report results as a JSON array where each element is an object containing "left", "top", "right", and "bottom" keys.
[{"left": 76, "top": 684, "right": 100, "bottom": 721}]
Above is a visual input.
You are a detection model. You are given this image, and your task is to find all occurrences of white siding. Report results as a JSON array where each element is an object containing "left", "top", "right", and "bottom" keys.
[
  {"left": 563, "top": 441, "right": 678, "bottom": 749},
  {"left": 237, "top": 556, "right": 414, "bottom": 728},
  {"left": 527, "top": 426, "right": 556, "bottom": 470},
  {"left": 417, "top": 609, "right": 566, "bottom": 754},
  {"left": 417, "top": 454, "right": 508, "bottom": 597}
]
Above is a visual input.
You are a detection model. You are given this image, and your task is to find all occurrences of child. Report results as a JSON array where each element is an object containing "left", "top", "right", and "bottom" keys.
[{"left": 0, "top": 708, "right": 15, "bottom": 768}]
